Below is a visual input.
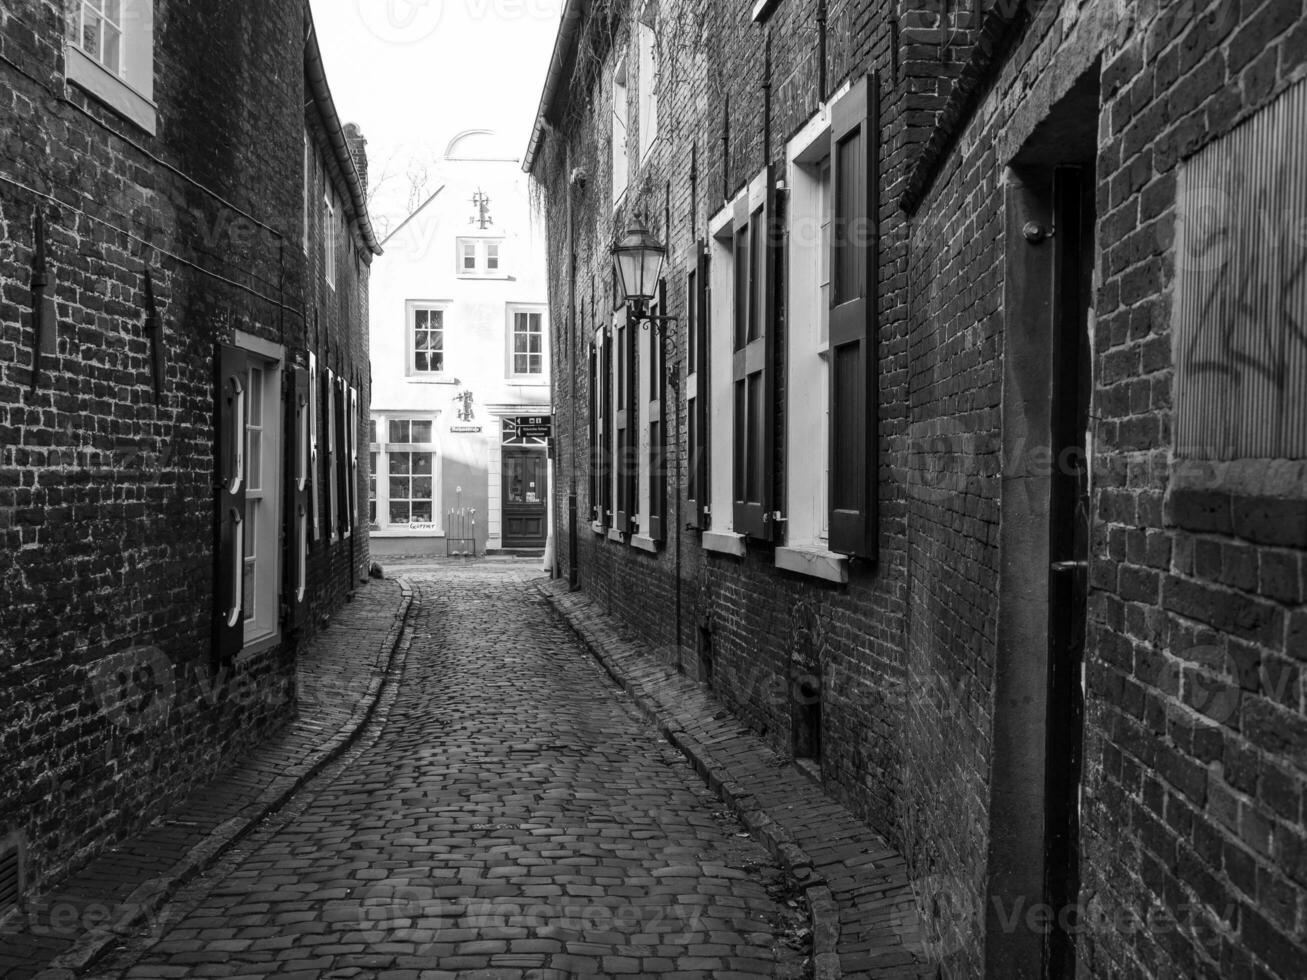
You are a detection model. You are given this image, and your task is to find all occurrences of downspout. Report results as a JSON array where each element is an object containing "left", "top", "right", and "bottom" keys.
[{"left": 567, "top": 143, "right": 580, "bottom": 590}]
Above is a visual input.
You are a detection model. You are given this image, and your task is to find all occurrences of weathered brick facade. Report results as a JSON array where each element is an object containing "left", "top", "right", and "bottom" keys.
[
  {"left": 0, "top": 0, "right": 375, "bottom": 918},
  {"left": 527, "top": 0, "right": 1307, "bottom": 975}
]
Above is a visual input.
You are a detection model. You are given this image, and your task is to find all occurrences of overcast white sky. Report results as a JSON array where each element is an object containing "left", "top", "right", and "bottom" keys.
[{"left": 311, "top": 0, "right": 563, "bottom": 233}]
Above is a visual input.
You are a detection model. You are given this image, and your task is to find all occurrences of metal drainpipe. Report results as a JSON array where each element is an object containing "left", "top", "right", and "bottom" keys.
[{"left": 567, "top": 143, "right": 580, "bottom": 590}]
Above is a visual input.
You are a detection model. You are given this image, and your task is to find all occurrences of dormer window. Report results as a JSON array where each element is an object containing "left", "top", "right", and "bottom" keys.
[{"left": 456, "top": 237, "right": 506, "bottom": 278}]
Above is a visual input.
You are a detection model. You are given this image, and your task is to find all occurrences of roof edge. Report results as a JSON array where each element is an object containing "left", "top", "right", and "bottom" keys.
[
  {"left": 522, "top": 0, "right": 588, "bottom": 175},
  {"left": 305, "top": 7, "right": 383, "bottom": 255}
]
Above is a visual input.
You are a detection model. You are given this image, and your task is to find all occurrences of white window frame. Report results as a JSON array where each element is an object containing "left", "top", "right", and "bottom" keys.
[
  {"left": 323, "top": 193, "right": 337, "bottom": 290},
  {"left": 308, "top": 351, "right": 320, "bottom": 540},
  {"left": 65, "top": 0, "right": 156, "bottom": 135},
  {"left": 370, "top": 412, "right": 443, "bottom": 536},
  {"left": 233, "top": 330, "right": 283, "bottom": 652},
  {"left": 637, "top": 6, "right": 659, "bottom": 162},
  {"left": 326, "top": 366, "right": 339, "bottom": 541},
  {"left": 406, "top": 299, "right": 451, "bottom": 381},
  {"left": 612, "top": 57, "right": 629, "bottom": 204},
  {"left": 303, "top": 132, "right": 311, "bottom": 254},
  {"left": 506, "top": 304, "right": 549, "bottom": 383},
  {"left": 455, "top": 237, "right": 508, "bottom": 279},
  {"left": 631, "top": 310, "right": 657, "bottom": 552},
  {"left": 776, "top": 86, "right": 853, "bottom": 583}
]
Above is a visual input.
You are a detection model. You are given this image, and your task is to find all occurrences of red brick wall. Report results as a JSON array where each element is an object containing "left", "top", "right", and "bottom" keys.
[
  {"left": 536, "top": 0, "right": 1307, "bottom": 975},
  {"left": 0, "top": 0, "right": 369, "bottom": 908}
]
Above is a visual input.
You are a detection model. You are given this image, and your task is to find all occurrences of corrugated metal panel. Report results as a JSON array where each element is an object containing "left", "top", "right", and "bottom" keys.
[{"left": 1174, "top": 79, "right": 1307, "bottom": 461}]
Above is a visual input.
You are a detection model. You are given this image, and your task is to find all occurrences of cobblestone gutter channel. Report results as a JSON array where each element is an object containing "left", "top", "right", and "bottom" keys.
[
  {"left": 7, "top": 579, "right": 417, "bottom": 980},
  {"left": 539, "top": 580, "right": 933, "bottom": 980}
]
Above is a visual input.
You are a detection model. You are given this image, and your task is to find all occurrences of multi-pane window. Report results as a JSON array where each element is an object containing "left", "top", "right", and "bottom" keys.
[
  {"left": 323, "top": 194, "right": 337, "bottom": 289},
  {"left": 368, "top": 451, "right": 377, "bottom": 525},
  {"left": 384, "top": 419, "right": 436, "bottom": 527},
  {"left": 637, "top": 7, "right": 658, "bottom": 160},
  {"left": 70, "top": 0, "right": 124, "bottom": 74},
  {"left": 510, "top": 309, "right": 545, "bottom": 377},
  {"left": 64, "top": 0, "right": 154, "bottom": 133},
  {"left": 456, "top": 238, "right": 506, "bottom": 278},
  {"left": 411, "top": 306, "right": 444, "bottom": 374},
  {"left": 612, "top": 59, "right": 629, "bottom": 202},
  {"left": 242, "top": 363, "right": 265, "bottom": 624}
]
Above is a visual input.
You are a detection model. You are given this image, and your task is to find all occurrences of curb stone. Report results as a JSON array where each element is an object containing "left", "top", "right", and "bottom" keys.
[
  {"left": 31, "top": 579, "right": 417, "bottom": 980},
  {"left": 538, "top": 583, "right": 843, "bottom": 980}
]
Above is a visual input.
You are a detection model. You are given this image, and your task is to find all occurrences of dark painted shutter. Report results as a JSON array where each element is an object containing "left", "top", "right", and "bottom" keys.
[
  {"left": 215, "top": 344, "right": 247, "bottom": 661},
  {"left": 588, "top": 340, "right": 599, "bottom": 522},
  {"left": 324, "top": 366, "right": 337, "bottom": 539},
  {"left": 601, "top": 326, "right": 613, "bottom": 527},
  {"left": 308, "top": 352, "right": 321, "bottom": 542},
  {"left": 732, "top": 167, "right": 775, "bottom": 539},
  {"left": 648, "top": 279, "right": 667, "bottom": 543},
  {"left": 828, "top": 71, "right": 880, "bottom": 560},
  {"left": 336, "top": 376, "right": 349, "bottom": 537},
  {"left": 615, "top": 311, "right": 638, "bottom": 534},
  {"left": 285, "top": 364, "right": 310, "bottom": 631},
  {"left": 686, "top": 244, "right": 711, "bottom": 529}
]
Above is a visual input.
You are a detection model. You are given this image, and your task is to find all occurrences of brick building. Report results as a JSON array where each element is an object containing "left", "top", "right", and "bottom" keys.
[
  {"left": 525, "top": 0, "right": 1307, "bottom": 975},
  {"left": 0, "top": 0, "right": 377, "bottom": 918}
]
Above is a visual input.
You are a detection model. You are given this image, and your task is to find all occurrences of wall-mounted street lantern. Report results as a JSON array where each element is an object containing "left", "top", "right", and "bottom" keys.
[{"left": 611, "top": 224, "right": 677, "bottom": 331}]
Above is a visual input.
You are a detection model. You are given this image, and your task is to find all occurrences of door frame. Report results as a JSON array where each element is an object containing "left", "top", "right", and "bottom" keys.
[{"left": 501, "top": 445, "right": 548, "bottom": 548}]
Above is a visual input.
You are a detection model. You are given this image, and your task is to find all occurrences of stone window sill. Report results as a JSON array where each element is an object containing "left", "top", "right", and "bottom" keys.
[
  {"left": 607, "top": 528, "right": 625, "bottom": 543},
  {"left": 630, "top": 534, "right": 659, "bottom": 553},
  {"left": 775, "top": 544, "right": 849, "bottom": 584},
  {"left": 66, "top": 46, "right": 156, "bottom": 135},
  {"left": 591, "top": 520, "right": 607, "bottom": 535},
  {"left": 702, "top": 530, "right": 746, "bottom": 557}
]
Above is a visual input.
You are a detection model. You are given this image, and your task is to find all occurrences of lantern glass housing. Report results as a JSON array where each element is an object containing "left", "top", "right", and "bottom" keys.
[{"left": 611, "top": 225, "right": 667, "bottom": 306}]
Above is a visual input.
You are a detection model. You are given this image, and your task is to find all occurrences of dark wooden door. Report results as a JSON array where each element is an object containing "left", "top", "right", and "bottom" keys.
[
  {"left": 502, "top": 448, "right": 547, "bottom": 548},
  {"left": 1044, "top": 164, "right": 1093, "bottom": 979}
]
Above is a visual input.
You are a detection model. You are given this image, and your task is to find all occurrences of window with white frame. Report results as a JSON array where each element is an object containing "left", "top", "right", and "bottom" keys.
[
  {"left": 323, "top": 192, "right": 337, "bottom": 289},
  {"left": 65, "top": 0, "right": 155, "bottom": 133},
  {"left": 637, "top": 6, "right": 658, "bottom": 161},
  {"left": 612, "top": 58, "right": 629, "bottom": 202},
  {"left": 370, "top": 415, "right": 440, "bottom": 532},
  {"left": 408, "top": 302, "right": 447, "bottom": 376},
  {"left": 456, "top": 237, "right": 506, "bottom": 278},
  {"left": 240, "top": 351, "right": 281, "bottom": 644},
  {"left": 303, "top": 132, "right": 311, "bottom": 254},
  {"left": 508, "top": 306, "right": 547, "bottom": 379},
  {"left": 785, "top": 107, "right": 834, "bottom": 550}
]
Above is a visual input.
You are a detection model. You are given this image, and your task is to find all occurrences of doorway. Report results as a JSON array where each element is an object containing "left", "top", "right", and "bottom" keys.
[
  {"left": 502, "top": 448, "right": 547, "bottom": 549},
  {"left": 987, "top": 67, "right": 1097, "bottom": 980}
]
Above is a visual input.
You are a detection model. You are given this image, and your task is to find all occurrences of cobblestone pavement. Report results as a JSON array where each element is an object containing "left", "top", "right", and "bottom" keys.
[{"left": 89, "top": 563, "right": 809, "bottom": 978}]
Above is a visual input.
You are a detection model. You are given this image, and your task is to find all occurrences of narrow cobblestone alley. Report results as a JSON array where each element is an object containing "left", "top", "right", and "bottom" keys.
[{"left": 88, "top": 562, "right": 809, "bottom": 979}]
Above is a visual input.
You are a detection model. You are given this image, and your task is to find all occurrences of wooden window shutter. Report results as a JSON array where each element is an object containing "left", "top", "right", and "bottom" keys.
[
  {"left": 828, "top": 71, "right": 880, "bottom": 560},
  {"left": 614, "top": 310, "right": 639, "bottom": 535},
  {"left": 601, "top": 326, "right": 614, "bottom": 527},
  {"left": 588, "top": 340, "right": 599, "bottom": 522},
  {"left": 648, "top": 279, "right": 668, "bottom": 543},
  {"left": 285, "top": 363, "right": 310, "bottom": 631},
  {"left": 348, "top": 383, "right": 359, "bottom": 535},
  {"left": 308, "top": 351, "right": 320, "bottom": 542},
  {"left": 325, "top": 366, "right": 338, "bottom": 539},
  {"left": 732, "top": 166, "right": 775, "bottom": 540},
  {"left": 336, "top": 375, "right": 350, "bottom": 537},
  {"left": 686, "top": 243, "right": 711, "bottom": 529},
  {"left": 215, "top": 344, "right": 247, "bottom": 661}
]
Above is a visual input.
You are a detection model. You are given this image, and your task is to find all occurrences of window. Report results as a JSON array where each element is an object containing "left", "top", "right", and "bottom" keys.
[
  {"left": 592, "top": 324, "right": 613, "bottom": 528},
  {"left": 704, "top": 167, "right": 775, "bottom": 551},
  {"left": 303, "top": 132, "right": 311, "bottom": 254},
  {"left": 215, "top": 337, "right": 284, "bottom": 659},
  {"left": 65, "top": 0, "right": 155, "bottom": 134},
  {"left": 637, "top": 7, "right": 658, "bottom": 161},
  {"left": 456, "top": 237, "right": 507, "bottom": 278},
  {"left": 323, "top": 193, "right": 337, "bottom": 289},
  {"left": 409, "top": 304, "right": 446, "bottom": 376},
  {"left": 686, "top": 244, "right": 710, "bottom": 528},
  {"left": 612, "top": 58, "right": 629, "bottom": 202},
  {"left": 784, "top": 108, "right": 833, "bottom": 553},
  {"left": 326, "top": 367, "right": 338, "bottom": 540},
  {"left": 368, "top": 450, "right": 377, "bottom": 526},
  {"left": 613, "top": 308, "right": 636, "bottom": 533},
  {"left": 641, "top": 281, "right": 667, "bottom": 544},
  {"left": 369, "top": 415, "right": 440, "bottom": 533},
  {"left": 508, "top": 306, "right": 547, "bottom": 378},
  {"left": 308, "top": 352, "right": 321, "bottom": 540}
]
